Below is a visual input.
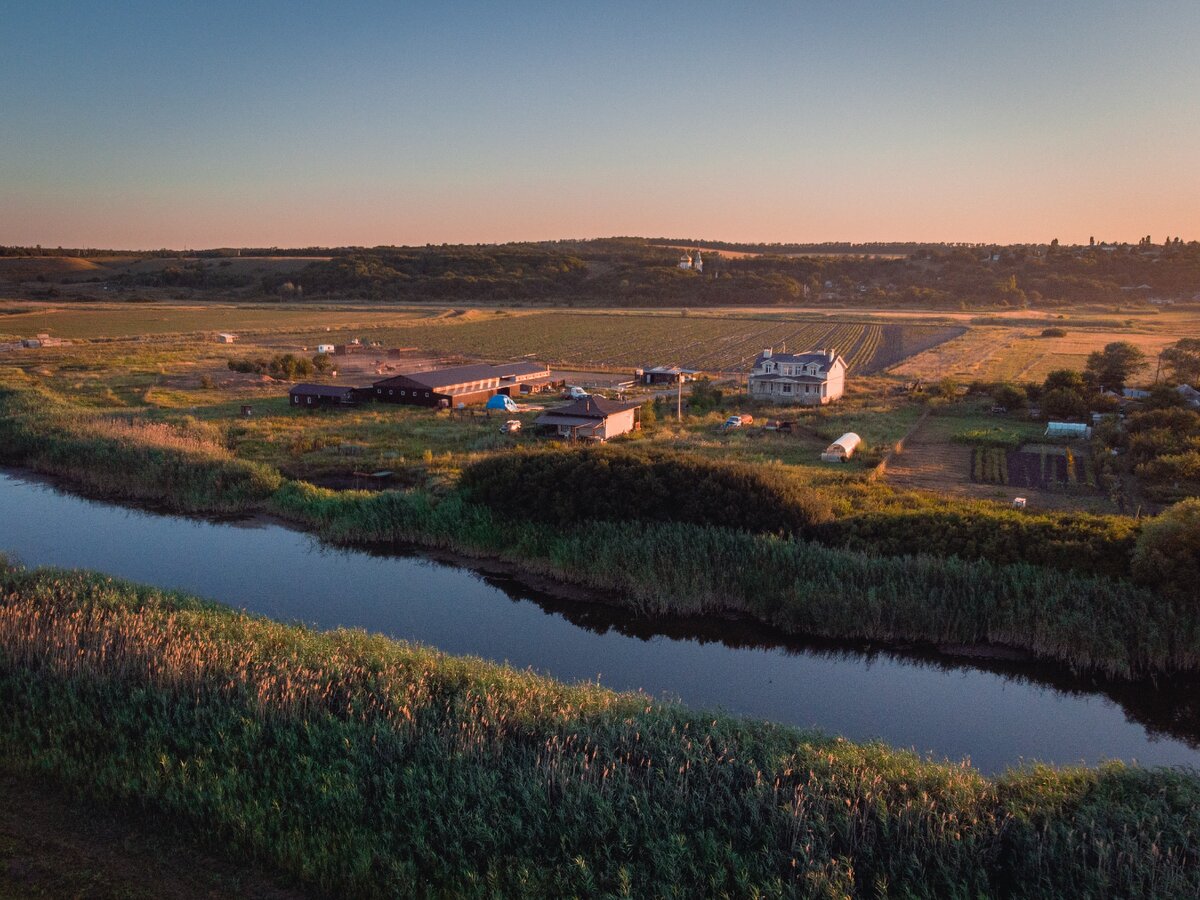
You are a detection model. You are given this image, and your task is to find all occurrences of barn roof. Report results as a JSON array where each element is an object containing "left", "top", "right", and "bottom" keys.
[
  {"left": 289, "top": 383, "right": 356, "bottom": 398},
  {"left": 535, "top": 397, "right": 641, "bottom": 428},
  {"left": 548, "top": 396, "right": 642, "bottom": 419},
  {"left": 374, "top": 361, "right": 549, "bottom": 391}
]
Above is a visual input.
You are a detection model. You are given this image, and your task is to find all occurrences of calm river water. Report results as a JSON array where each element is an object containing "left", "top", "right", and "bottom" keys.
[{"left": 1, "top": 468, "right": 1197, "bottom": 775}]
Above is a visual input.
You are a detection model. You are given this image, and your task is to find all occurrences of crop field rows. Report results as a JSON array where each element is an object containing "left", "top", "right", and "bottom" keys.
[{"left": 325, "top": 313, "right": 962, "bottom": 374}]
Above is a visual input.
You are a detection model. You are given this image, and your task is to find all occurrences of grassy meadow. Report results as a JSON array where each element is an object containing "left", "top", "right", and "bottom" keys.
[{"left": 2, "top": 563, "right": 1197, "bottom": 898}]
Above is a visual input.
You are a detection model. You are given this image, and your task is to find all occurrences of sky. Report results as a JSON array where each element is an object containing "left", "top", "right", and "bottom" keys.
[{"left": 2, "top": 1, "right": 1198, "bottom": 248}]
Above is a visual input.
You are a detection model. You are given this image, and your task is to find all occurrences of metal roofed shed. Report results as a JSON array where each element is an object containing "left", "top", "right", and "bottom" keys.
[
  {"left": 1044, "top": 422, "right": 1091, "bottom": 440},
  {"left": 820, "top": 432, "right": 862, "bottom": 462}
]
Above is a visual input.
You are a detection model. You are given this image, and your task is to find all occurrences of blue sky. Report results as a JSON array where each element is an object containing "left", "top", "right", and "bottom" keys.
[{"left": 2, "top": 1, "right": 1197, "bottom": 247}]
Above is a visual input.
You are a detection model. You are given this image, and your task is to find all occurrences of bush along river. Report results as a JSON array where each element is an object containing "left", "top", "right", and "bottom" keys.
[{"left": 1, "top": 467, "right": 1197, "bottom": 775}]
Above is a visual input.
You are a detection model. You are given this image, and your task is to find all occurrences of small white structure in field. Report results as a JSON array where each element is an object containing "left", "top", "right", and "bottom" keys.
[
  {"left": 821, "top": 432, "right": 861, "bottom": 462},
  {"left": 216, "top": 332, "right": 237, "bottom": 344},
  {"left": 316, "top": 343, "right": 335, "bottom": 354},
  {"left": 1045, "top": 422, "right": 1091, "bottom": 440},
  {"left": 1012, "top": 497, "right": 1027, "bottom": 509}
]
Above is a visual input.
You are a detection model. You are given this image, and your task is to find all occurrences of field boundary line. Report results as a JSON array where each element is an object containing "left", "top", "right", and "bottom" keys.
[{"left": 868, "top": 405, "right": 932, "bottom": 483}]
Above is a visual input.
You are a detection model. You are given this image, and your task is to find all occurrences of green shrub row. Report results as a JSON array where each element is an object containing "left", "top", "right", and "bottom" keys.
[
  {"left": 818, "top": 507, "right": 1137, "bottom": 580},
  {"left": 458, "top": 445, "right": 835, "bottom": 534},
  {"left": 2, "top": 565, "right": 1197, "bottom": 898},
  {"left": 459, "top": 444, "right": 1138, "bottom": 579}
]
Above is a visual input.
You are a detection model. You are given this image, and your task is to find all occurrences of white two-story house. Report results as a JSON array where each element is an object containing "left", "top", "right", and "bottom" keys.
[{"left": 748, "top": 348, "right": 847, "bottom": 405}]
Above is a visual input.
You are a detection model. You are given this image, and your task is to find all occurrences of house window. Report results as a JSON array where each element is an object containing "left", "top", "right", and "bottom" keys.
[
  {"left": 783, "top": 384, "right": 792, "bottom": 393},
  {"left": 400, "top": 390, "right": 406, "bottom": 396},
  {"left": 425, "top": 392, "right": 430, "bottom": 398},
  {"left": 388, "top": 389, "right": 393, "bottom": 396},
  {"left": 306, "top": 396, "right": 312, "bottom": 405}
]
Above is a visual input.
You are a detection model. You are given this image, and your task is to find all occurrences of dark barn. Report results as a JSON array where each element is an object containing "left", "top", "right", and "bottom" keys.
[
  {"left": 373, "top": 362, "right": 553, "bottom": 408},
  {"left": 289, "top": 384, "right": 361, "bottom": 408}
]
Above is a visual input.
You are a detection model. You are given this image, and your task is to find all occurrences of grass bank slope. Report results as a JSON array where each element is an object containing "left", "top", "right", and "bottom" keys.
[{"left": 1, "top": 564, "right": 1197, "bottom": 898}]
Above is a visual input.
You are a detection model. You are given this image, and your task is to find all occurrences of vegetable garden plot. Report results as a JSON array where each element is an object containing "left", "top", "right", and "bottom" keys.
[{"left": 972, "top": 444, "right": 1097, "bottom": 490}]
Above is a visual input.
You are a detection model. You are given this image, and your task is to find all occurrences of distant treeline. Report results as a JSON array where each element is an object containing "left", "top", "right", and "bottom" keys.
[
  {"left": 264, "top": 238, "right": 1200, "bottom": 309},
  {"left": 8, "top": 238, "right": 1200, "bottom": 309}
]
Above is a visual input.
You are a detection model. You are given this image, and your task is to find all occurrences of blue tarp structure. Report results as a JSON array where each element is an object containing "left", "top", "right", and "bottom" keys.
[{"left": 486, "top": 394, "right": 519, "bottom": 412}]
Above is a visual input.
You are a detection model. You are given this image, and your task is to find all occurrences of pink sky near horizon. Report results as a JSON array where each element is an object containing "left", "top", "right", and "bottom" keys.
[{"left": 3, "top": 2, "right": 1198, "bottom": 250}]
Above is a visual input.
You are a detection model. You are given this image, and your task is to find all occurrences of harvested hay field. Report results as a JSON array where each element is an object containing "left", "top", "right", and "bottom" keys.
[
  {"left": 0, "top": 257, "right": 112, "bottom": 282},
  {"left": 891, "top": 309, "right": 1198, "bottom": 385}
]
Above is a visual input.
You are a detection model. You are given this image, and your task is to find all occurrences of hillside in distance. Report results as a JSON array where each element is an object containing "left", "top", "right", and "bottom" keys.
[{"left": 3, "top": 237, "right": 1199, "bottom": 310}]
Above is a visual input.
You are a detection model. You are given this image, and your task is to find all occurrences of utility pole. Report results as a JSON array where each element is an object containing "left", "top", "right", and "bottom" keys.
[{"left": 677, "top": 374, "right": 683, "bottom": 421}]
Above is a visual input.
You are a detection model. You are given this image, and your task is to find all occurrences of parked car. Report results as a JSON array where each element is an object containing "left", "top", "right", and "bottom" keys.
[
  {"left": 721, "top": 415, "right": 743, "bottom": 431},
  {"left": 564, "top": 385, "right": 590, "bottom": 400},
  {"left": 500, "top": 419, "right": 522, "bottom": 434},
  {"left": 763, "top": 419, "right": 796, "bottom": 433}
]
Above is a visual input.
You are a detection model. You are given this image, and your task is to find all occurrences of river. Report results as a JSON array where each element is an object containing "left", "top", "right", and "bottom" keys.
[{"left": 1, "top": 468, "right": 1196, "bottom": 775}]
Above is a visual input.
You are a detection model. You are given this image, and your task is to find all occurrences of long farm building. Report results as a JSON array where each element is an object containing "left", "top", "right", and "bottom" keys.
[{"left": 373, "top": 361, "right": 554, "bottom": 407}]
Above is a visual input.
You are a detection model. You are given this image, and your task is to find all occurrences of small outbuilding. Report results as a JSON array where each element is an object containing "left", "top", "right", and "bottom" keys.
[
  {"left": 636, "top": 365, "right": 699, "bottom": 385},
  {"left": 1177, "top": 384, "right": 1200, "bottom": 409},
  {"left": 216, "top": 332, "right": 237, "bottom": 344},
  {"left": 316, "top": 343, "right": 336, "bottom": 354},
  {"left": 289, "top": 383, "right": 360, "bottom": 408},
  {"left": 1045, "top": 422, "right": 1091, "bottom": 440},
  {"left": 820, "top": 432, "right": 861, "bottom": 462},
  {"left": 534, "top": 396, "right": 642, "bottom": 442}
]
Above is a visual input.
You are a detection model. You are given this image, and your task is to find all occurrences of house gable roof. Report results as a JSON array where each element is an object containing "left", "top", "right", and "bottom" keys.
[
  {"left": 535, "top": 397, "right": 642, "bottom": 426},
  {"left": 753, "top": 349, "right": 847, "bottom": 372}
]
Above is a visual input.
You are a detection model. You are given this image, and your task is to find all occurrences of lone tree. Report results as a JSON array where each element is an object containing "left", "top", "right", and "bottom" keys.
[
  {"left": 1161, "top": 338, "right": 1200, "bottom": 385},
  {"left": 1085, "top": 342, "right": 1147, "bottom": 392},
  {"left": 1132, "top": 499, "right": 1200, "bottom": 602}
]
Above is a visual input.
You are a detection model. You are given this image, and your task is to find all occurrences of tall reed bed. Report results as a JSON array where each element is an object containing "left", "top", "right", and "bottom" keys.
[
  {"left": 0, "top": 564, "right": 1196, "bottom": 898},
  {"left": 273, "top": 481, "right": 1192, "bottom": 677},
  {"left": 0, "top": 385, "right": 280, "bottom": 512}
]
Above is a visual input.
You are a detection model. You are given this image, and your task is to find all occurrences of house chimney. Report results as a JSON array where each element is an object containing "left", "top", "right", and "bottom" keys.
[
  {"left": 762, "top": 348, "right": 772, "bottom": 358},
  {"left": 827, "top": 348, "right": 836, "bottom": 361}
]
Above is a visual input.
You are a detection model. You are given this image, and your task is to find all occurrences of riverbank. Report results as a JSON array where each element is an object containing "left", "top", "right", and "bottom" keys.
[
  {"left": 2, "top": 563, "right": 1197, "bottom": 897},
  {"left": 0, "top": 383, "right": 1190, "bottom": 678}
]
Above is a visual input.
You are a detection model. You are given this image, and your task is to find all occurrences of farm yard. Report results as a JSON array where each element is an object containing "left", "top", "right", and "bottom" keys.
[
  {"left": 884, "top": 402, "right": 1113, "bottom": 512},
  {"left": 0, "top": 299, "right": 1185, "bottom": 518}
]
